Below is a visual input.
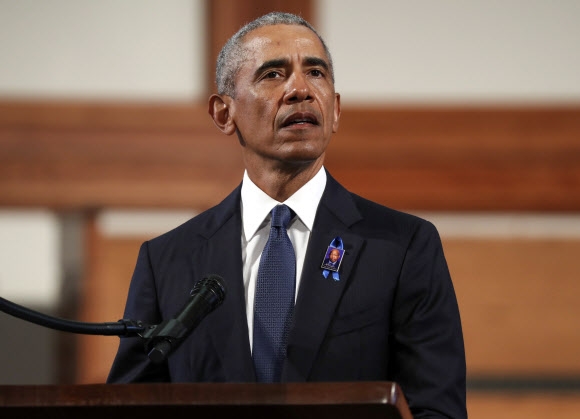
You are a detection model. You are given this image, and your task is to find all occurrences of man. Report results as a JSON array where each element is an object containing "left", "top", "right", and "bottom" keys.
[
  {"left": 108, "top": 12, "right": 466, "bottom": 419},
  {"left": 322, "top": 248, "right": 342, "bottom": 270}
]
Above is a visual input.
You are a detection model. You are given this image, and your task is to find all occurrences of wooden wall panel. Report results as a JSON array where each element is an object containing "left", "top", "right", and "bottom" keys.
[
  {"left": 0, "top": 101, "right": 244, "bottom": 209},
  {"left": 444, "top": 238, "right": 580, "bottom": 376},
  {"left": 467, "top": 393, "right": 580, "bottom": 419},
  {"left": 328, "top": 106, "right": 580, "bottom": 211},
  {"left": 76, "top": 218, "right": 146, "bottom": 384},
  {"left": 1, "top": 101, "right": 579, "bottom": 212}
]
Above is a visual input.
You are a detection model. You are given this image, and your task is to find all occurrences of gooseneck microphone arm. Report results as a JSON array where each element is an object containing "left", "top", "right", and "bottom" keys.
[
  {"left": 0, "top": 274, "right": 226, "bottom": 363},
  {"left": 0, "top": 295, "right": 146, "bottom": 336}
]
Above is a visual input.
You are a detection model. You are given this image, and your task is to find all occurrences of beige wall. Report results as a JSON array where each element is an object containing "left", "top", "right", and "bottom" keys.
[
  {"left": 1, "top": 1, "right": 579, "bottom": 103},
  {"left": 318, "top": 0, "right": 580, "bottom": 104},
  {"left": 0, "top": 0, "right": 206, "bottom": 100}
]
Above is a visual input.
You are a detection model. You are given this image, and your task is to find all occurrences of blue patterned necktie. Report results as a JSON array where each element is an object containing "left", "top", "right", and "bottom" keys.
[{"left": 253, "top": 204, "right": 296, "bottom": 382}]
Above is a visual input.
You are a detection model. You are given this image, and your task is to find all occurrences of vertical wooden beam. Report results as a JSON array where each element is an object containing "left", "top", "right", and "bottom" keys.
[
  {"left": 206, "top": 0, "right": 314, "bottom": 94},
  {"left": 76, "top": 213, "right": 143, "bottom": 383}
]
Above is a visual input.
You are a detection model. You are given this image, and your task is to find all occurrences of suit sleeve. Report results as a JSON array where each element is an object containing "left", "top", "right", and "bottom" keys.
[
  {"left": 107, "top": 241, "right": 171, "bottom": 383},
  {"left": 389, "top": 220, "right": 467, "bottom": 419}
]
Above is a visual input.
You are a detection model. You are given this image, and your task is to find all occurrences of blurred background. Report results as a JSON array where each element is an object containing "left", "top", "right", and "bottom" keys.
[{"left": 1, "top": 1, "right": 579, "bottom": 417}]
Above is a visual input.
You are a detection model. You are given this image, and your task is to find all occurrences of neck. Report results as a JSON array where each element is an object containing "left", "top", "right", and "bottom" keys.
[{"left": 246, "top": 160, "right": 323, "bottom": 202}]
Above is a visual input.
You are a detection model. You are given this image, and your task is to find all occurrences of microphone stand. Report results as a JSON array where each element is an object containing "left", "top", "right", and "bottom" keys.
[
  {"left": 0, "top": 297, "right": 177, "bottom": 363},
  {"left": 0, "top": 295, "right": 181, "bottom": 363},
  {"left": 0, "top": 274, "right": 226, "bottom": 363}
]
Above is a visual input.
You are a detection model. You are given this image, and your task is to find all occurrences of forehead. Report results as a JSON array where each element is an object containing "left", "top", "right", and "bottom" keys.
[{"left": 240, "top": 24, "right": 328, "bottom": 64}]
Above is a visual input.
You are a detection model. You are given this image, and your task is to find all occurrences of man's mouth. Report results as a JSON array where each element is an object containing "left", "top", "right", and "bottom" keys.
[{"left": 281, "top": 112, "right": 319, "bottom": 128}]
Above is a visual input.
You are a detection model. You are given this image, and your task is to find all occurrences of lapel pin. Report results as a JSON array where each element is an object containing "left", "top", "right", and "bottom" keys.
[{"left": 321, "top": 236, "right": 344, "bottom": 281}]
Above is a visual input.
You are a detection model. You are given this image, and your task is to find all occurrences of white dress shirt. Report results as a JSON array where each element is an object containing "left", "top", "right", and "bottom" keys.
[{"left": 241, "top": 167, "right": 327, "bottom": 351}]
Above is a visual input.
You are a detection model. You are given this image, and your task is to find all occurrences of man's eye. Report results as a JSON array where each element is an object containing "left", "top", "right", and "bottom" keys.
[
  {"left": 265, "top": 71, "right": 280, "bottom": 79},
  {"left": 310, "top": 69, "right": 323, "bottom": 77}
]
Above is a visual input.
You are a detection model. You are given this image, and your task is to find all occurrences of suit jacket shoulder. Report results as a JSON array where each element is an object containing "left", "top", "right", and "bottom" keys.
[{"left": 147, "top": 184, "right": 242, "bottom": 257}]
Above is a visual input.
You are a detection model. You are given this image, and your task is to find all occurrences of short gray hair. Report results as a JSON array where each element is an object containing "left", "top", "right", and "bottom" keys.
[{"left": 215, "top": 12, "right": 334, "bottom": 97}]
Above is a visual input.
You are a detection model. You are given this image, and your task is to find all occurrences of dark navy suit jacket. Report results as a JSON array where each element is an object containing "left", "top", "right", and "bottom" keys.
[{"left": 107, "top": 172, "right": 466, "bottom": 419}]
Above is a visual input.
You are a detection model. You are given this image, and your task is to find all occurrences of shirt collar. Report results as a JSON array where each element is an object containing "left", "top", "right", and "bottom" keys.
[{"left": 241, "top": 166, "right": 327, "bottom": 241}]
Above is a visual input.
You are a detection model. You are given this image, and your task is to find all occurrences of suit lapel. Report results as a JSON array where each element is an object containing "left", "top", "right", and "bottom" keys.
[
  {"left": 284, "top": 174, "right": 365, "bottom": 381},
  {"left": 190, "top": 185, "right": 256, "bottom": 381}
]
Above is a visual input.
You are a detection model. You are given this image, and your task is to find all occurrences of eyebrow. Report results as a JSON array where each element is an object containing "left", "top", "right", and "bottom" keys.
[
  {"left": 254, "top": 58, "right": 288, "bottom": 77},
  {"left": 304, "top": 57, "right": 330, "bottom": 72},
  {"left": 254, "top": 56, "right": 330, "bottom": 78}
]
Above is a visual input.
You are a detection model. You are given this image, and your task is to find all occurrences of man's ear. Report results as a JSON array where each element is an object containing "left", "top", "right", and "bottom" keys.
[
  {"left": 332, "top": 92, "right": 341, "bottom": 133},
  {"left": 208, "top": 94, "right": 236, "bottom": 135}
]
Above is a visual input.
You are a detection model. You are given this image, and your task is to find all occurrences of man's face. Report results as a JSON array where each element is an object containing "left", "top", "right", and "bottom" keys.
[
  {"left": 329, "top": 249, "right": 340, "bottom": 262},
  {"left": 225, "top": 24, "right": 340, "bottom": 171}
]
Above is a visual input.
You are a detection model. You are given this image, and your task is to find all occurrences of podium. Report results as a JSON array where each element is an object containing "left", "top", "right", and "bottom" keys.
[{"left": 0, "top": 381, "right": 413, "bottom": 419}]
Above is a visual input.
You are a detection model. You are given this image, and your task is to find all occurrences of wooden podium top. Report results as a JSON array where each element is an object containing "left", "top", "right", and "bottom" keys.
[{"left": 0, "top": 381, "right": 412, "bottom": 419}]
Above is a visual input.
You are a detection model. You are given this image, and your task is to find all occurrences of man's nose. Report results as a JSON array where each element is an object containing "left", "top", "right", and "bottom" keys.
[{"left": 283, "top": 72, "right": 312, "bottom": 103}]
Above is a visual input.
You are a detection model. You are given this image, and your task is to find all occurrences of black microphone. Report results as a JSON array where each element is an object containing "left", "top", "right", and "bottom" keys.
[{"left": 143, "top": 274, "right": 226, "bottom": 363}]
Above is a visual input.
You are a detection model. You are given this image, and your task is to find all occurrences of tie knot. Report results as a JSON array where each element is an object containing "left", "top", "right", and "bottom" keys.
[{"left": 271, "top": 204, "right": 292, "bottom": 229}]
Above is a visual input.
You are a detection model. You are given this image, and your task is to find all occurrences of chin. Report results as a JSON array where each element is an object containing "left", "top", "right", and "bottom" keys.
[{"left": 280, "top": 151, "right": 325, "bottom": 168}]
